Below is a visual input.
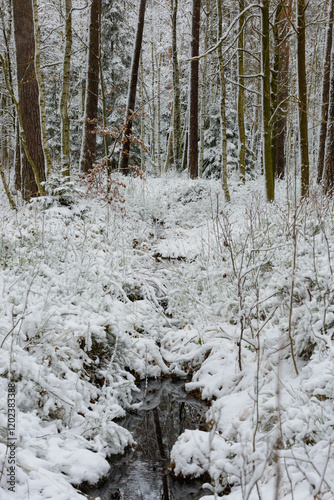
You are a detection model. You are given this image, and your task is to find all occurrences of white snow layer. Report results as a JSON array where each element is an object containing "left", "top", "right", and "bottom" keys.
[{"left": 0, "top": 174, "right": 334, "bottom": 499}]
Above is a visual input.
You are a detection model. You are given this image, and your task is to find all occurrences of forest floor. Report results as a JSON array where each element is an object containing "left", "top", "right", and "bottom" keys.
[{"left": 0, "top": 172, "right": 334, "bottom": 499}]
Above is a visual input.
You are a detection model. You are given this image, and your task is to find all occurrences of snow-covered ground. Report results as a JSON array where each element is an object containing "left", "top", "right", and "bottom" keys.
[{"left": 1, "top": 173, "right": 334, "bottom": 499}]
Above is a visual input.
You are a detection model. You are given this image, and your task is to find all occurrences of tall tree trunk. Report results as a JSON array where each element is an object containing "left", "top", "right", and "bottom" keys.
[
  {"left": 318, "top": 0, "right": 334, "bottom": 183},
  {"left": 151, "top": 38, "right": 156, "bottom": 167},
  {"left": 217, "top": 0, "right": 230, "bottom": 201},
  {"left": 238, "top": 0, "right": 246, "bottom": 183},
  {"left": 297, "top": 0, "right": 309, "bottom": 197},
  {"left": 188, "top": 0, "right": 200, "bottom": 179},
  {"left": 273, "top": 0, "right": 292, "bottom": 179},
  {"left": 171, "top": 0, "right": 182, "bottom": 169},
  {"left": 0, "top": 159, "right": 16, "bottom": 209},
  {"left": 60, "top": 0, "right": 72, "bottom": 178},
  {"left": 80, "top": 0, "right": 101, "bottom": 173},
  {"left": 99, "top": 4, "right": 109, "bottom": 163},
  {"left": 199, "top": 2, "right": 209, "bottom": 178},
  {"left": 262, "top": 0, "right": 274, "bottom": 201},
  {"left": 14, "top": 117, "right": 21, "bottom": 192},
  {"left": 32, "top": 0, "right": 53, "bottom": 178},
  {"left": 13, "top": 0, "right": 46, "bottom": 200},
  {"left": 324, "top": 52, "right": 334, "bottom": 192},
  {"left": 120, "top": 0, "right": 147, "bottom": 174},
  {"left": 157, "top": 52, "right": 162, "bottom": 172}
]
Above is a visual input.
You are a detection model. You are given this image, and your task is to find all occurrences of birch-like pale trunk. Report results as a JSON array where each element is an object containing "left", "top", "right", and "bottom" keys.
[
  {"left": 60, "top": 0, "right": 72, "bottom": 178},
  {"left": 32, "top": 0, "right": 53, "bottom": 178}
]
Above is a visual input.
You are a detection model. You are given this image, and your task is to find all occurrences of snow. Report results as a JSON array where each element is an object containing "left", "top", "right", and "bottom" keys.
[{"left": 1, "top": 173, "right": 334, "bottom": 498}]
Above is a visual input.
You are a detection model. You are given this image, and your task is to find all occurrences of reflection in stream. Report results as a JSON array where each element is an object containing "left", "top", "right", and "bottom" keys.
[{"left": 82, "top": 378, "right": 210, "bottom": 500}]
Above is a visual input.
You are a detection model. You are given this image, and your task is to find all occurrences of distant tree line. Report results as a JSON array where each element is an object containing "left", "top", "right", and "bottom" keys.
[{"left": 0, "top": 0, "right": 333, "bottom": 204}]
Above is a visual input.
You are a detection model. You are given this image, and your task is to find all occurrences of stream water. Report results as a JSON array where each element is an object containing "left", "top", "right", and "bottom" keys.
[{"left": 81, "top": 378, "right": 211, "bottom": 500}]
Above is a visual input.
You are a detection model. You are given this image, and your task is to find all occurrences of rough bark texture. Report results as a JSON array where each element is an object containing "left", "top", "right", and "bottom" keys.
[
  {"left": 120, "top": 0, "right": 147, "bottom": 174},
  {"left": 297, "top": 0, "right": 309, "bottom": 197},
  {"left": 81, "top": 0, "right": 101, "bottom": 173},
  {"left": 317, "top": 0, "right": 334, "bottom": 184},
  {"left": 188, "top": 0, "right": 200, "bottom": 179},
  {"left": 13, "top": 0, "right": 46, "bottom": 201},
  {"left": 262, "top": 0, "right": 274, "bottom": 201}
]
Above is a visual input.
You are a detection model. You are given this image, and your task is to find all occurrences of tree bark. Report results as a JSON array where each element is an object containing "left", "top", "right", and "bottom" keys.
[
  {"left": 217, "top": 0, "right": 230, "bottom": 201},
  {"left": 33, "top": 0, "right": 53, "bottom": 177},
  {"left": 238, "top": 0, "right": 246, "bottom": 183},
  {"left": 188, "top": 0, "right": 200, "bottom": 179},
  {"left": 262, "top": 0, "right": 274, "bottom": 201},
  {"left": 273, "top": 0, "right": 293, "bottom": 180},
  {"left": 317, "top": 0, "right": 334, "bottom": 184},
  {"left": 120, "top": 0, "right": 147, "bottom": 174},
  {"left": 60, "top": 0, "right": 72, "bottom": 178},
  {"left": 81, "top": 0, "right": 101, "bottom": 173},
  {"left": 13, "top": 0, "right": 46, "bottom": 200},
  {"left": 14, "top": 117, "right": 21, "bottom": 192},
  {"left": 324, "top": 53, "right": 334, "bottom": 192},
  {"left": 297, "top": 0, "right": 309, "bottom": 197},
  {"left": 171, "top": 0, "right": 182, "bottom": 169}
]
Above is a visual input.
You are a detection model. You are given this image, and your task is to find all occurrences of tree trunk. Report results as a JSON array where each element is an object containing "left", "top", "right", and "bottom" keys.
[
  {"left": 13, "top": 0, "right": 46, "bottom": 200},
  {"left": 297, "top": 0, "right": 309, "bottom": 197},
  {"left": 324, "top": 52, "right": 334, "bottom": 192},
  {"left": 0, "top": 159, "right": 16, "bottom": 210},
  {"left": 14, "top": 117, "right": 21, "bottom": 192},
  {"left": 60, "top": 0, "right": 72, "bottom": 178},
  {"left": 33, "top": 0, "right": 53, "bottom": 178},
  {"left": 217, "top": 0, "right": 230, "bottom": 201},
  {"left": 81, "top": 0, "right": 101, "bottom": 173},
  {"left": 157, "top": 51, "right": 162, "bottom": 172},
  {"left": 120, "top": 0, "right": 147, "bottom": 174},
  {"left": 273, "top": 0, "right": 293, "bottom": 179},
  {"left": 171, "top": 0, "right": 182, "bottom": 169},
  {"left": 238, "top": 0, "right": 246, "bottom": 183},
  {"left": 188, "top": 0, "right": 200, "bottom": 179},
  {"left": 262, "top": 0, "right": 274, "bottom": 201},
  {"left": 99, "top": 4, "right": 109, "bottom": 163},
  {"left": 318, "top": 0, "right": 334, "bottom": 184},
  {"left": 199, "top": 2, "right": 209, "bottom": 177}
]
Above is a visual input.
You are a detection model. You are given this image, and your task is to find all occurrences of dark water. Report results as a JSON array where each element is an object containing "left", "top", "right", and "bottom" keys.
[{"left": 81, "top": 378, "right": 211, "bottom": 500}]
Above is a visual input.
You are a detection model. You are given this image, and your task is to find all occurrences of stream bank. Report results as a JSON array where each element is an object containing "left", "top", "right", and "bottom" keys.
[{"left": 80, "top": 378, "right": 212, "bottom": 500}]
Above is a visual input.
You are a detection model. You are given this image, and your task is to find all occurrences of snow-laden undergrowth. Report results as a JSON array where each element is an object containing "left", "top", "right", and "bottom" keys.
[{"left": 1, "top": 173, "right": 334, "bottom": 499}]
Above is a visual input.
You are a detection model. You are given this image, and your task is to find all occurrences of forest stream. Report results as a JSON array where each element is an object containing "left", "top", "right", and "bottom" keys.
[{"left": 80, "top": 378, "right": 211, "bottom": 500}]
